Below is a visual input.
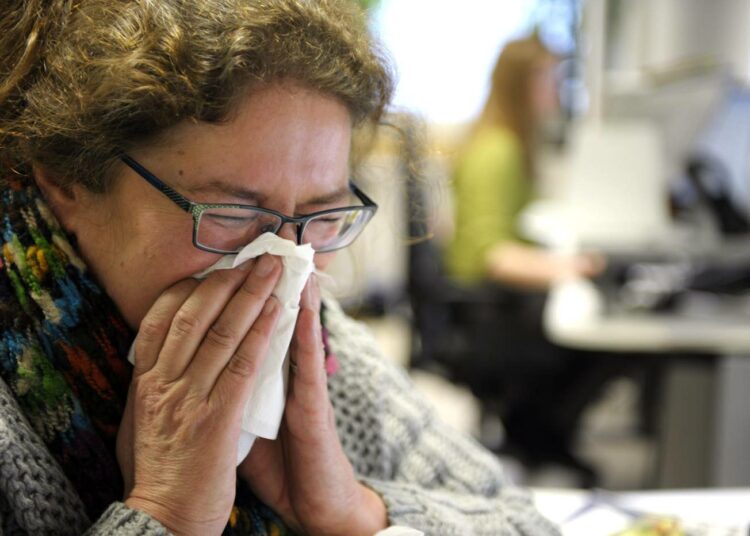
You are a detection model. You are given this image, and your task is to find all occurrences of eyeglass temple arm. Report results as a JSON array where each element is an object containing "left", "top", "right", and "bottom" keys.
[
  {"left": 349, "top": 181, "right": 377, "bottom": 208},
  {"left": 120, "top": 154, "right": 193, "bottom": 212},
  {"left": 122, "top": 153, "right": 375, "bottom": 216}
]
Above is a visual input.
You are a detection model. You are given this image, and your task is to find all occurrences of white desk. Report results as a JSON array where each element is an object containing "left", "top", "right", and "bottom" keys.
[
  {"left": 545, "top": 278, "right": 750, "bottom": 354},
  {"left": 533, "top": 487, "right": 750, "bottom": 535},
  {"left": 544, "top": 278, "right": 750, "bottom": 487}
]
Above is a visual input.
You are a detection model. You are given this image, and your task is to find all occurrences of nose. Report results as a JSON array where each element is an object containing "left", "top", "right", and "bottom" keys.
[{"left": 275, "top": 222, "right": 300, "bottom": 244}]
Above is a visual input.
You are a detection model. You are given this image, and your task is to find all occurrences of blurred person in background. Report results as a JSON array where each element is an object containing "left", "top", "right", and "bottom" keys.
[
  {"left": 447, "top": 33, "right": 602, "bottom": 287},
  {"left": 445, "top": 33, "right": 612, "bottom": 481}
]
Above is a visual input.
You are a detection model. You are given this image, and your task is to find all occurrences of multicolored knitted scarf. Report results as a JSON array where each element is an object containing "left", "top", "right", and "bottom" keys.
[{"left": 0, "top": 177, "right": 312, "bottom": 535}]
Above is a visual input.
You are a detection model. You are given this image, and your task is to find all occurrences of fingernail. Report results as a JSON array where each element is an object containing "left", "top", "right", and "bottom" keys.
[
  {"left": 255, "top": 255, "right": 276, "bottom": 276},
  {"left": 238, "top": 259, "right": 254, "bottom": 272},
  {"left": 263, "top": 296, "right": 278, "bottom": 315}
]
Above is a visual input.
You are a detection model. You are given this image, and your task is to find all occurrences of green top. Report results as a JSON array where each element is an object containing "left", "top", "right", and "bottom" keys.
[{"left": 445, "top": 126, "right": 533, "bottom": 282}]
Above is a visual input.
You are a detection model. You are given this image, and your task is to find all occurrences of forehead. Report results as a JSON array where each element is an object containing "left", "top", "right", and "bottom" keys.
[{"left": 135, "top": 84, "right": 353, "bottom": 200}]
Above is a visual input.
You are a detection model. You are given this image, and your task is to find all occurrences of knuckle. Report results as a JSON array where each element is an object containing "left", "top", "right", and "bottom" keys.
[
  {"left": 171, "top": 309, "right": 201, "bottom": 338},
  {"left": 237, "top": 278, "right": 267, "bottom": 300},
  {"left": 138, "top": 316, "right": 168, "bottom": 344},
  {"left": 204, "top": 322, "right": 238, "bottom": 351},
  {"left": 170, "top": 392, "right": 205, "bottom": 424},
  {"left": 133, "top": 377, "right": 170, "bottom": 416},
  {"left": 226, "top": 347, "right": 261, "bottom": 379},
  {"left": 250, "top": 317, "right": 275, "bottom": 339},
  {"left": 133, "top": 376, "right": 206, "bottom": 420}
]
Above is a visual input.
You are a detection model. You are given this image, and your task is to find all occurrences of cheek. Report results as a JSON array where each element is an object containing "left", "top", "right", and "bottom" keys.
[
  {"left": 116, "top": 249, "right": 221, "bottom": 330},
  {"left": 105, "top": 216, "right": 221, "bottom": 329},
  {"left": 142, "top": 234, "right": 209, "bottom": 278},
  {"left": 314, "top": 251, "right": 336, "bottom": 271},
  {"left": 129, "top": 214, "right": 199, "bottom": 278},
  {"left": 533, "top": 77, "right": 558, "bottom": 116}
]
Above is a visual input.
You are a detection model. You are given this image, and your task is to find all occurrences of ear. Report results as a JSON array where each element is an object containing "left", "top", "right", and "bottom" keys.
[{"left": 32, "top": 164, "right": 84, "bottom": 233}]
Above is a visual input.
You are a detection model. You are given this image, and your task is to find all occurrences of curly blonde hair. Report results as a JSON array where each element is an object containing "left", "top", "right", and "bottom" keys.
[{"left": 0, "top": 0, "right": 393, "bottom": 191}]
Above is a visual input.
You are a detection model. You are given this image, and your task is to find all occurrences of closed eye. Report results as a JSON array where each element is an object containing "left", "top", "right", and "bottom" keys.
[{"left": 204, "top": 213, "right": 257, "bottom": 228}]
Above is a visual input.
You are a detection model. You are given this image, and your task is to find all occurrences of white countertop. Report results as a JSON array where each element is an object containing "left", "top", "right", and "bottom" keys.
[{"left": 544, "top": 278, "right": 750, "bottom": 353}]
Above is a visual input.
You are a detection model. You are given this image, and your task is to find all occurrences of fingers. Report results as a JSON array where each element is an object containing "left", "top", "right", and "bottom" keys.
[
  {"left": 121, "top": 256, "right": 286, "bottom": 536},
  {"left": 289, "top": 278, "right": 327, "bottom": 401},
  {"left": 210, "top": 294, "right": 281, "bottom": 409},
  {"left": 298, "top": 274, "right": 321, "bottom": 314},
  {"left": 580, "top": 252, "right": 607, "bottom": 276},
  {"left": 132, "top": 278, "right": 199, "bottom": 376},
  {"left": 183, "top": 254, "right": 281, "bottom": 392},
  {"left": 149, "top": 264, "right": 254, "bottom": 381}
]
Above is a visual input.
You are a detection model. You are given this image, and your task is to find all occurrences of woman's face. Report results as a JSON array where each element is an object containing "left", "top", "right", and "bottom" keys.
[
  {"left": 60, "top": 84, "right": 353, "bottom": 329},
  {"left": 530, "top": 56, "right": 559, "bottom": 121}
]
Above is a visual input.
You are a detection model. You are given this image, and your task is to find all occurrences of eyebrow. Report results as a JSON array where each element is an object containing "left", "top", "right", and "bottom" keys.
[
  {"left": 185, "top": 180, "right": 352, "bottom": 207},
  {"left": 185, "top": 180, "right": 265, "bottom": 204},
  {"left": 298, "top": 184, "right": 352, "bottom": 207}
]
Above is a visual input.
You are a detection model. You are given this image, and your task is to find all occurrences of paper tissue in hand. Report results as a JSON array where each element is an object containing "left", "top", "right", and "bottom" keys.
[{"left": 127, "top": 232, "right": 315, "bottom": 464}]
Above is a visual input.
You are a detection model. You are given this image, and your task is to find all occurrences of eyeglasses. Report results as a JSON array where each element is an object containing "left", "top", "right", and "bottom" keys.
[{"left": 119, "top": 153, "right": 378, "bottom": 254}]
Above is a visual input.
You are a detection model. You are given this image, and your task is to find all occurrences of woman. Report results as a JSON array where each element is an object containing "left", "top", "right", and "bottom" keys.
[
  {"left": 446, "top": 34, "right": 601, "bottom": 286},
  {"left": 0, "top": 1, "right": 559, "bottom": 535},
  {"left": 444, "top": 34, "right": 608, "bottom": 480}
]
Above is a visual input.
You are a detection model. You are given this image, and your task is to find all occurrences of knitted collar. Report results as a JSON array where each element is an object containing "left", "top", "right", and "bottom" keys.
[{"left": 0, "top": 178, "right": 293, "bottom": 535}]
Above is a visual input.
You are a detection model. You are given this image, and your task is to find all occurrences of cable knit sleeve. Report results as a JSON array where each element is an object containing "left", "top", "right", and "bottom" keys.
[
  {"left": 0, "top": 378, "right": 170, "bottom": 535},
  {"left": 84, "top": 503, "right": 170, "bottom": 535},
  {"left": 323, "top": 298, "right": 560, "bottom": 536}
]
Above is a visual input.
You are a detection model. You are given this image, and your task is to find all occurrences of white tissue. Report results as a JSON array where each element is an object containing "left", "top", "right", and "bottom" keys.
[{"left": 127, "top": 232, "right": 315, "bottom": 465}]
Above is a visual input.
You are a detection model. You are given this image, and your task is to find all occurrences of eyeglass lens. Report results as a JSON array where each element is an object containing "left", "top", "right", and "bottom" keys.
[{"left": 195, "top": 206, "right": 372, "bottom": 253}]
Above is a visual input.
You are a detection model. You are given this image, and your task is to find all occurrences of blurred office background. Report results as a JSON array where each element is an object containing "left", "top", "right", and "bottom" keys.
[{"left": 327, "top": 0, "right": 750, "bottom": 491}]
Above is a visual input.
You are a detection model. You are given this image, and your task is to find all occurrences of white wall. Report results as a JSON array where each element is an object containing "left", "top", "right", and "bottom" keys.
[
  {"left": 602, "top": 0, "right": 750, "bottom": 80},
  {"left": 371, "top": 0, "right": 535, "bottom": 124},
  {"left": 642, "top": 0, "right": 749, "bottom": 79}
]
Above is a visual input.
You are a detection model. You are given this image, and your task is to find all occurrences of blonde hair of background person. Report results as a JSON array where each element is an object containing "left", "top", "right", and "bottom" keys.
[
  {"left": 447, "top": 33, "right": 604, "bottom": 288},
  {"left": 0, "top": 1, "right": 561, "bottom": 535}
]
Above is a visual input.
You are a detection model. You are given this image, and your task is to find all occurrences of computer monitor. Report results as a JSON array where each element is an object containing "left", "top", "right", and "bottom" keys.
[
  {"left": 605, "top": 70, "right": 728, "bottom": 188},
  {"left": 689, "top": 84, "right": 750, "bottom": 226}
]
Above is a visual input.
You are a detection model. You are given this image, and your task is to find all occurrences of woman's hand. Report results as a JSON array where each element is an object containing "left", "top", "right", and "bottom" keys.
[
  {"left": 238, "top": 278, "right": 388, "bottom": 536},
  {"left": 486, "top": 241, "right": 607, "bottom": 289},
  {"left": 116, "top": 255, "right": 282, "bottom": 536}
]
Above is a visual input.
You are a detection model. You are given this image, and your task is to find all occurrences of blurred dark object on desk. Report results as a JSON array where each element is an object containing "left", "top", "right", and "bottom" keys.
[
  {"left": 685, "top": 155, "right": 750, "bottom": 236},
  {"left": 592, "top": 256, "right": 750, "bottom": 316}
]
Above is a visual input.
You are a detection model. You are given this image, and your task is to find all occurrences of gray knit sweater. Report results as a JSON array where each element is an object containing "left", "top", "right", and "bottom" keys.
[{"left": 0, "top": 298, "right": 560, "bottom": 535}]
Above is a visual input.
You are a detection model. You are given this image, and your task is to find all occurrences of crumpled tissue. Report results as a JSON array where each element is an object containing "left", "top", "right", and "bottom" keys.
[{"left": 127, "top": 232, "right": 315, "bottom": 465}]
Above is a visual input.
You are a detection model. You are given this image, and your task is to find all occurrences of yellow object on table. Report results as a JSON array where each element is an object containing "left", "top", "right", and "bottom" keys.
[{"left": 615, "top": 517, "right": 684, "bottom": 536}]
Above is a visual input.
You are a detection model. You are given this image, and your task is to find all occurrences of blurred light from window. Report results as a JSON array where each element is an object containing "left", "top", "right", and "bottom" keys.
[{"left": 371, "top": 0, "right": 536, "bottom": 125}]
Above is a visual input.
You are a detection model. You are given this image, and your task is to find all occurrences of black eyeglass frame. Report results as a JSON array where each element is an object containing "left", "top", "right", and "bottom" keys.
[{"left": 119, "top": 153, "right": 378, "bottom": 254}]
